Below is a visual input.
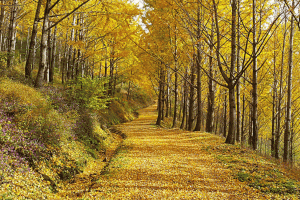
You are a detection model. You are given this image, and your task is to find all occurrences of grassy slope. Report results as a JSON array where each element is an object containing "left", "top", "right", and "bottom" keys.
[{"left": 0, "top": 65, "right": 153, "bottom": 199}]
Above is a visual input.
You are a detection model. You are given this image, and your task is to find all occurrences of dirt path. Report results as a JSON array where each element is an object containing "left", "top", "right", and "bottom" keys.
[{"left": 64, "top": 104, "right": 276, "bottom": 199}]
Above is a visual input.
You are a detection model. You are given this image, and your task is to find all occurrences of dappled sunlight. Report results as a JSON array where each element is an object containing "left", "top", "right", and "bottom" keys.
[{"left": 60, "top": 104, "right": 299, "bottom": 199}]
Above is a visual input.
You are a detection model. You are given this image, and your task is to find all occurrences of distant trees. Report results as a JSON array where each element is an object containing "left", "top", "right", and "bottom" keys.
[
  {"left": 145, "top": 0, "right": 300, "bottom": 164},
  {"left": 2, "top": 0, "right": 300, "bottom": 164},
  {"left": 0, "top": 0, "right": 143, "bottom": 99}
]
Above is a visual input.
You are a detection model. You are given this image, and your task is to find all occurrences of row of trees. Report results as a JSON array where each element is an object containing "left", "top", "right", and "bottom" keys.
[
  {"left": 142, "top": 0, "right": 300, "bottom": 164},
  {"left": 1, "top": 0, "right": 151, "bottom": 100},
  {"left": 2, "top": 0, "right": 300, "bottom": 164}
]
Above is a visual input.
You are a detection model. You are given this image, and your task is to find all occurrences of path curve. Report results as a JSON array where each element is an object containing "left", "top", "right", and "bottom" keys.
[{"left": 73, "top": 104, "right": 270, "bottom": 199}]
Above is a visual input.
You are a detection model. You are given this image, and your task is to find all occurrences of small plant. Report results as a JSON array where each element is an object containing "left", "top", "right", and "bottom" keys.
[
  {"left": 67, "top": 77, "right": 112, "bottom": 111},
  {"left": 236, "top": 171, "right": 250, "bottom": 182}
]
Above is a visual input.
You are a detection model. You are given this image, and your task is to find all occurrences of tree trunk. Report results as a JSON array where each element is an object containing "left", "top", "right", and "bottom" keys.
[
  {"left": 180, "top": 67, "right": 188, "bottom": 129},
  {"left": 7, "top": 0, "right": 18, "bottom": 68},
  {"left": 67, "top": 15, "right": 76, "bottom": 80},
  {"left": 224, "top": 0, "right": 237, "bottom": 145},
  {"left": 271, "top": 37, "right": 278, "bottom": 157},
  {"left": 194, "top": 3, "right": 202, "bottom": 132},
  {"left": 241, "top": 94, "right": 246, "bottom": 146},
  {"left": 172, "top": 26, "right": 178, "bottom": 128},
  {"left": 165, "top": 69, "right": 170, "bottom": 118},
  {"left": 223, "top": 91, "right": 227, "bottom": 138},
  {"left": 44, "top": 24, "right": 52, "bottom": 82},
  {"left": 236, "top": 0, "right": 241, "bottom": 142},
  {"left": 283, "top": 2, "right": 294, "bottom": 162},
  {"left": 252, "top": 0, "right": 258, "bottom": 150},
  {"left": 34, "top": 0, "right": 50, "bottom": 88},
  {"left": 25, "top": 0, "right": 42, "bottom": 79},
  {"left": 213, "top": 0, "right": 236, "bottom": 144},
  {"left": 206, "top": 21, "right": 215, "bottom": 133},
  {"left": 156, "top": 67, "right": 163, "bottom": 126},
  {"left": 161, "top": 67, "right": 165, "bottom": 121},
  {"left": 0, "top": 0, "right": 5, "bottom": 50},
  {"left": 188, "top": 61, "right": 196, "bottom": 131},
  {"left": 276, "top": 14, "right": 287, "bottom": 159},
  {"left": 49, "top": 25, "right": 57, "bottom": 83}
]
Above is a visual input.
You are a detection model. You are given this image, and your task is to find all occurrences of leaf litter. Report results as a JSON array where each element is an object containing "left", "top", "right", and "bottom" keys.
[{"left": 60, "top": 104, "right": 300, "bottom": 199}]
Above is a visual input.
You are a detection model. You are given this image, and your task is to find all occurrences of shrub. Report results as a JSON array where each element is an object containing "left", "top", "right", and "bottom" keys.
[
  {"left": 67, "top": 77, "right": 112, "bottom": 111},
  {"left": 0, "top": 110, "right": 46, "bottom": 182},
  {"left": 0, "top": 78, "right": 62, "bottom": 146}
]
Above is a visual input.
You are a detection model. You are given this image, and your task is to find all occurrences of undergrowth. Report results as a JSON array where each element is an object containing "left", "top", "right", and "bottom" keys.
[
  {"left": 0, "top": 63, "right": 153, "bottom": 198},
  {"left": 209, "top": 143, "right": 300, "bottom": 195}
]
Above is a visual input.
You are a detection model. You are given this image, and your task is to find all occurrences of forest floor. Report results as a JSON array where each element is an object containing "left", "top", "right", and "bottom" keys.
[{"left": 59, "top": 104, "right": 300, "bottom": 199}]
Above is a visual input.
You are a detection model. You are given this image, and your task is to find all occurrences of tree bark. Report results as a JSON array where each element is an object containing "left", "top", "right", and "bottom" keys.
[
  {"left": 188, "top": 61, "right": 196, "bottom": 131},
  {"left": 172, "top": 24, "right": 178, "bottom": 128},
  {"left": 25, "top": 0, "right": 42, "bottom": 79},
  {"left": 7, "top": 0, "right": 18, "bottom": 68},
  {"left": 44, "top": 24, "right": 52, "bottom": 82},
  {"left": 194, "top": 3, "right": 202, "bottom": 132},
  {"left": 271, "top": 37, "right": 278, "bottom": 157},
  {"left": 67, "top": 15, "right": 76, "bottom": 80},
  {"left": 276, "top": 14, "right": 287, "bottom": 159},
  {"left": 236, "top": 0, "right": 241, "bottom": 142},
  {"left": 49, "top": 25, "right": 57, "bottom": 83},
  {"left": 0, "top": 0, "right": 5, "bottom": 51},
  {"left": 283, "top": 2, "right": 294, "bottom": 162},
  {"left": 156, "top": 67, "right": 163, "bottom": 126},
  {"left": 223, "top": 91, "right": 227, "bottom": 138},
  {"left": 34, "top": 0, "right": 51, "bottom": 88},
  {"left": 180, "top": 67, "right": 188, "bottom": 129},
  {"left": 252, "top": 0, "right": 258, "bottom": 150},
  {"left": 206, "top": 19, "right": 215, "bottom": 133}
]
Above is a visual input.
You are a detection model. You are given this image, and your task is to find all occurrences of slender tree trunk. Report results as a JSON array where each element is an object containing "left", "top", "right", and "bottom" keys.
[
  {"left": 283, "top": 3, "right": 294, "bottom": 162},
  {"left": 172, "top": 25, "right": 178, "bottom": 128},
  {"left": 249, "top": 103, "right": 253, "bottom": 147},
  {"left": 213, "top": 0, "right": 236, "bottom": 144},
  {"left": 25, "top": 0, "right": 42, "bottom": 79},
  {"left": 109, "top": 56, "right": 114, "bottom": 95},
  {"left": 194, "top": 3, "right": 202, "bottom": 132},
  {"left": 224, "top": 0, "right": 237, "bottom": 144},
  {"left": 241, "top": 95, "right": 246, "bottom": 146},
  {"left": 188, "top": 61, "right": 196, "bottom": 131},
  {"left": 0, "top": 0, "right": 5, "bottom": 50},
  {"left": 67, "top": 15, "right": 76, "bottom": 80},
  {"left": 7, "top": 0, "right": 18, "bottom": 68},
  {"left": 206, "top": 20, "right": 214, "bottom": 133},
  {"left": 156, "top": 67, "right": 163, "bottom": 126},
  {"left": 225, "top": 85, "right": 236, "bottom": 144},
  {"left": 127, "top": 81, "right": 131, "bottom": 100},
  {"left": 252, "top": 0, "right": 258, "bottom": 150},
  {"left": 161, "top": 67, "right": 165, "bottom": 121},
  {"left": 104, "top": 44, "right": 108, "bottom": 77},
  {"left": 34, "top": 0, "right": 50, "bottom": 88},
  {"left": 165, "top": 69, "right": 169, "bottom": 118},
  {"left": 290, "top": 115, "right": 294, "bottom": 163},
  {"left": 236, "top": 0, "right": 241, "bottom": 142},
  {"left": 25, "top": 27, "right": 30, "bottom": 59},
  {"left": 49, "top": 25, "right": 57, "bottom": 83},
  {"left": 271, "top": 37, "right": 278, "bottom": 157},
  {"left": 44, "top": 24, "right": 52, "bottom": 82},
  {"left": 62, "top": 30, "right": 69, "bottom": 84},
  {"left": 276, "top": 14, "right": 287, "bottom": 159},
  {"left": 223, "top": 91, "right": 227, "bottom": 138},
  {"left": 180, "top": 67, "right": 188, "bottom": 129}
]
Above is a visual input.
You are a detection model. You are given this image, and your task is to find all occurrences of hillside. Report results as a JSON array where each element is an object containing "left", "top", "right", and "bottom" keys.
[
  {"left": 0, "top": 75, "right": 153, "bottom": 199},
  {"left": 60, "top": 103, "right": 300, "bottom": 199}
]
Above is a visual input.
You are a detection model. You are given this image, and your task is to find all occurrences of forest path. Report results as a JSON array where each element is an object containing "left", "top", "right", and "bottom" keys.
[{"left": 63, "top": 103, "right": 270, "bottom": 199}]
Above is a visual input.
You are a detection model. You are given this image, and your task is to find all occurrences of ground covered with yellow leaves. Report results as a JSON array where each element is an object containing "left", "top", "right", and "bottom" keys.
[{"left": 61, "top": 104, "right": 300, "bottom": 199}]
